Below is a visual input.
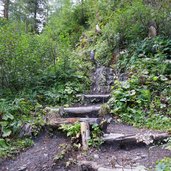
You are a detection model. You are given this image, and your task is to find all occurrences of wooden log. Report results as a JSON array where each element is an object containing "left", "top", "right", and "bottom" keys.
[
  {"left": 76, "top": 94, "right": 111, "bottom": 104},
  {"left": 45, "top": 105, "right": 101, "bottom": 117},
  {"left": 76, "top": 94, "right": 111, "bottom": 99},
  {"left": 59, "top": 105, "right": 101, "bottom": 117},
  {"left": 102, "top": 133, "right": 170, "bottom": 145},
  {"left": 81, "top": 122, "right": 90, "bottom": 150},
  {"left": 44, "top": 107, "right": 60, "bottom": 117},
  {"left": 46, "top": 118, "right": 101, "bottom": 127},
  {"left": 64, "top": 106, "right": 100, "bottom": 114}
]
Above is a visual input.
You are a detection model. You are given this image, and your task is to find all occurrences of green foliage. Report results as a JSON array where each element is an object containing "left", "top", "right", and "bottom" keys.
[
  {"left": 76, "top": 0, "right": 171, "bottom": 66},
  {"left": 155, "top": 158, "right": 171, "bottom": 171},
  {"left": 0, "top": 137, "right": 33, "bottom": 158},
  {"left": 88, "top": 124, "right": 103, "bottom": 147},
  {"left": 0, "top": 1, "right": 91, "bottom": 157},
  {"left": 109, "top": 37, "right": 171, "bottom": 130},
  {"left": 0, "top": 22, "right": 57, "bottom": 90},
  {"left": 99, "top": 104, "right": 111, "bottom": 117},
  {"left": 59, "top": 123, "right": 103, "bottom": 148},
  {"left": 1, "top": 0, "right": 171, "bottom": 158},
  {"left": 59, "top": 122, "right": 81, "bottom": 138},
  {"left": 0, "top": 98, "right": 44, "bottom": 138},
  {"left": 164, "top": 138, "right": 171, "bottom": 151}
]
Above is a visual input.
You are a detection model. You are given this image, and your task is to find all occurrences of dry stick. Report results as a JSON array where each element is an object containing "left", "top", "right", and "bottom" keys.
[{"left": 81, "top": 122, "right": 90, "bottom": 150}]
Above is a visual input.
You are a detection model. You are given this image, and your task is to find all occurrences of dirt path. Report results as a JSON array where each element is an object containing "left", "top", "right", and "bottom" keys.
[
  {"left": 0, "top": 66, "right": 170, "bottom": 171},
  {"left": 0, "top": 123, "right": 170, "bottom": 171},
  {"left": 76, "top": 123, "right": 171, "bottom": 170},
  {"left": 0, "top": 132, "right": 70, "bottom": 171}
]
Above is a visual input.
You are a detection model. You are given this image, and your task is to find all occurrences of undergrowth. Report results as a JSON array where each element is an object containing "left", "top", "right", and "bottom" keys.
[
  {"left": 108, "top": 37, "right": 171, "bottom": 131},
  {"left": 0, "top": 0, "right": 171, "bottom": 160},
  {"left": 59, "top": 122, "right": 103, "bottom": 149},
  {"left": 0, "top": 137, "right": 33, "bottom": 158}
]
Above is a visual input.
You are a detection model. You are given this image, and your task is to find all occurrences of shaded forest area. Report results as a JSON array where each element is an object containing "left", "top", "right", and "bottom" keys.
[{"left": 0, "top": 0, "right": 171, "bottom": 170}]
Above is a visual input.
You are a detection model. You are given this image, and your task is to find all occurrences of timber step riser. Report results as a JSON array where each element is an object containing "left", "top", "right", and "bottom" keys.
[
  {"left": 76, "top": 94, "right": 111, "bottom": 104},
  {"left": 45, "top": 105, "right": 101, "bottom": 118}
]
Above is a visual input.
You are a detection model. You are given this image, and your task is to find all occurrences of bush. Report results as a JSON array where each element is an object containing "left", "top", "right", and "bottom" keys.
[
  {"left": 108, "top": 37, "right": 171, "bottom": 130},
  {"left": 75, "top": 0, "right": 171, "bottom": 66}
]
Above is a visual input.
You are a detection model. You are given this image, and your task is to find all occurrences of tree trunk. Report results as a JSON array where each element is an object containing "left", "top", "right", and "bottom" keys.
[
  {"left": 3, "top": 0, "right": 10, "bottom": 19},
  {"left": 33, "top": 1, "right": 38, "bottom": 33}
]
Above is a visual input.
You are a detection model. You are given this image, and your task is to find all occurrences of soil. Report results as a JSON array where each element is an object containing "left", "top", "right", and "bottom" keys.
[
  {"left": 0, "top": 123, "right": 170, "bottom": 171},
  {"left": 0, "top": 132, "right": 71, "bottom": 171},
  {"left": 76, "top": 123, "right": 171, "bottom": 170}
]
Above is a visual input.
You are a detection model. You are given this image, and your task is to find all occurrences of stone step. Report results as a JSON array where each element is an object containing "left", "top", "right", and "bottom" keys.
[
  {"left": 102, "top": 132, "right": 170, "bottom": 145},
  {"left": 77, "top": 94, "right": 111, "bottom": 104},
  {"left": 45, "top": 105, "right": 101, "bottom": 118}
]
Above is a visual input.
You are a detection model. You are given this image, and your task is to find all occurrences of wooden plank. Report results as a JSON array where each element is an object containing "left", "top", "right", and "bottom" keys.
[
  {"left": 46, "top": 118, "right": 101, "bottom": 127},
  {"left": 76, "top": 94, "right": 111, "bottom": 98},
  {"left": 59, "top": 105, "right": 101, "bottom": 117},
  {"left": 63, "top": 106, "right": 101, "bottom": 114},
  {"left": 45, "top": 105, "right": 101, "bottom": 117},
  {"left": 102, "top": 133, "right": 170, "bottom": 145},
  {"left": 76, "top": 94, "right": 111, "bottom": 104}
]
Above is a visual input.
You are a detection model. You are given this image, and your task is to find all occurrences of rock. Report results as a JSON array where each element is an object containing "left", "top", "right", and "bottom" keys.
[
  {"left": 148, "top": 25, "right": 157, "bottom": 38},
  {"left": 141, "top": 154, "right": 147, "bottom": 159},
  {"left": 96, "top": 24, "right": 101, "bottom": 34},
  {"left": 19, "top": 123, "right": 33, "bottom": 138},
  {"left": 18, "top": 165, "right": 27, "bottom": 171},
  {"left": 94, "top": 154, "right": 100, "bottom": 159},
  {"left": 134, "top": 156, "right": 142, "bottom": 161},
  {"left": 44, "top": 153, "right": 48, "bottom": 157}
]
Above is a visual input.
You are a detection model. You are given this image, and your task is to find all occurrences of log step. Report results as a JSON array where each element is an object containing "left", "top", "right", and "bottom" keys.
[
  {"left": 76, "top": 94, "right": 111, "bottom": 104},
  {"left": 46, "top": 117, "right": 101, "bottom": 127},
  {"left": 45, "top": 105, "right": 101, "bottom": 118},
  {"left": 102, "top": 132, "right": 170, "bottom": 145}
]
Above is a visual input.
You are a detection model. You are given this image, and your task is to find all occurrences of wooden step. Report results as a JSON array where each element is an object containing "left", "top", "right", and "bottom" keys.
[
  {"left": 77, "top": 94, "right": 111, "bottom": 99},
  {"left": 46, "top": 117, "right": 101, "bottom": 127},
  {"left": 77, "top": 94, "right": 111, "bottom": 104},
  {"left": 102, "top": 132, "right": 170, "bottom": 145},
  {"left": 45, "top": 105, "right": 101, "bottom": 118}
]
